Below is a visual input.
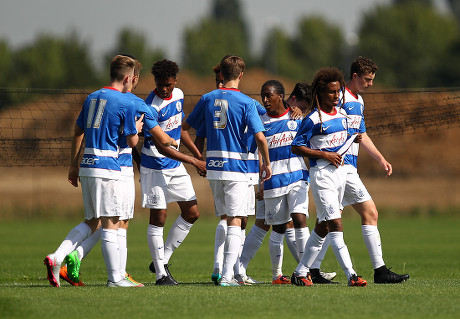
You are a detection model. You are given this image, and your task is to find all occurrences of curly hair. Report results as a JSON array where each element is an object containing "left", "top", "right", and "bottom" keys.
[
  {"left": 310, "top": 67, "right": 345, "bottom": 131},
  {"left": 349, "top": 56, "right": 378, "bottom": 79},
  {"left": 151, "top": 59, "right": 179, "bottom": 80}
]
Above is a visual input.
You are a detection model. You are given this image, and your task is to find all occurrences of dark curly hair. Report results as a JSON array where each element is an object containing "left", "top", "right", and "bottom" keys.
[{"left": 151, "top": 59, "right": 179, "bottom": 80}]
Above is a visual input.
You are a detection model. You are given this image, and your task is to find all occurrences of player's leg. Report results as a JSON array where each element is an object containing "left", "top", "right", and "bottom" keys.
[
  {"left": 163, "top": 200, "right": 199, "bottom": 264},
  {"left": 353, "top": 200, "right": 409, "bottom": 283},
  {"left": 344, "top": 166, "right": 409, "bottom": 284},
  {"left": 285, "top": 221, "right": 298, "bottom": 262},
  {"left": 212, "top": 215, "right": 227, "bottom": 284},
  {"left": 238, "top": 199, "right": 270, "bottom": 281},
  {"left": 44, "top": 176, "right": 98, "bottom": 287},
  {"left": 216, "top": 180, "right": 248, "bottom": 286},
  {"left": 147, "top": 208, "right": 171, "bottom": 283}
]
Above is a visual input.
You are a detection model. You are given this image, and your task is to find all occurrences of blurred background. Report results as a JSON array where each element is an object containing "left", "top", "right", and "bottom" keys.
[{"left": 0, "top": 0, "right": 459, "bottom": 219}]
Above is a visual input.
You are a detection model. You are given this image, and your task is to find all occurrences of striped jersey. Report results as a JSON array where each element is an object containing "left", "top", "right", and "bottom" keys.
[
  {"left": 339, "top": 87, "right": 366, "bottom": 168},
  {"left": 77, "top": 86, "right": 137, "bottom": 179},
  {"left": 260, "top": 109, "right": 308, "bottom": 198},
  {"left": 119, "top": 92, "right": 159, "bottom": 176},
  {"left": 292, "top": 106, "right": 349, "bottom": 168},
  {"left": 186, "top": 87, "right": 265, "bottom": 181},
  {"left": 141, "top": 88, "right": 184, "bottom": 170}
]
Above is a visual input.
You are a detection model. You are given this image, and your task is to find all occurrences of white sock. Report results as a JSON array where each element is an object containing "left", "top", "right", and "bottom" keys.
[
  {"left": 269, "top": 231, "right": 285, "bottom": 280},
  {"left": 221, "top": 226, "right": 241, "bottom": 282},
  {"left": 101, "top": 228, "right": 122, "bottom": 283},
  {"left": 233, "top": 228, "right": 246, "bottom": 276},
  {"left": 295, "top": 230, "right": 325, "bottom": 277},
  {"left": 285, "top": 228, "right": 299, "bottom": 263},
  {"left": 55, "top": 222, "right": 92, "bottom": 263},
  {"left": 213, "top": 219, "right": 227, "bottom": 275},
  {"left": 118, "top": 228, "right": 127, "bottom": 276},
  {"left": 77, "top": 227, "right": 101, "bottom": 260},
  {"left": 147, "top": 224, "right": 166, "bottom": 278},
  {"left": 329, "top": 231, "right": 355, "bottom": 279},
  {"left": 362, "top": 225, "right": 385, "bottom": 269},
  {"left": 164, "top": 215, "right": 193, "bottom": 264},
  {"left": 311, "top": 233, "right": 330, "bottom": 269},
  {"left": 295, "top": 226, "right": 310, "bottom": 261},
  {"left": 239, "top": 225, "right": 267, "bottom": 274}
]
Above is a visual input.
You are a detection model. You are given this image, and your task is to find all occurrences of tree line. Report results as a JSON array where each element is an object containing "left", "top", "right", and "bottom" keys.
[{"left": 1, "top": 0, "right": 459, "bottom": 108}]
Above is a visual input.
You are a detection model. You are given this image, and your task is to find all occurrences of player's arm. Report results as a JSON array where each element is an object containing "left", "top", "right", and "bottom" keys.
[
  {"left": 359, "top": 132, "right": 392, "bottom": 176},
  {"left": 292, "top": 145, "right": 342, "bottom": 168},
  {"left": 149, "top": 125, "right": 178, "bottom": 148},
  {"left": 194, "top": 136, "right": 205, "bottom": 155},
  {"left": 151, "top": 137, "right": 207, "bottom": 177},
  {"left": 132, "top": 146, "right": 141, "bottom": 172},
  {"left": 125, "top": 114, "right": 144, "bottom": 148},
  {"left": 181, "top": 127, "right": 204, "bottom": 160},
  {"left": 68, "top": 124, "right": 84, "bottom": 187},
  {"left": 254, "top": 131, "right": 271, "bottom": 182}
]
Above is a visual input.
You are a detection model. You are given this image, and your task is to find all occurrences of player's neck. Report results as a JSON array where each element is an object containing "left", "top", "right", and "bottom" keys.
[
  {"left": 108, "top": 81, "right": 125, "bottom": 92},
  {"left": 345, "top": 82, "right": 359, "bottom": 97},
  {"left": 222, "top": 79, "right": 240, "bottom": 90}
]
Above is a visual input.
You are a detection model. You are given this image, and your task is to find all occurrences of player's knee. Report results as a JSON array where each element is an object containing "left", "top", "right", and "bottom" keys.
[{"left": 362, "top": 207, "right": 378, "bottom": 225}]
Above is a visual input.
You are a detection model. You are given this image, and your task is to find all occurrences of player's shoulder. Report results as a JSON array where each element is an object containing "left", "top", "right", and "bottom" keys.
[{"left": 172, "top": 87, "right": 184, "bottom": 99}]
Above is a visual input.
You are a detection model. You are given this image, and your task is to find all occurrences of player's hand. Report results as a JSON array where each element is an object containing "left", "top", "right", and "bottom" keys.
[
  {"left": 324, "top": 152, "right": 342, "bottom": 168},
  {"left": 260, "top": 163, "right": 272, "bottom": 182},
  {"left": 194, "top": 159, "right": 207, "bottom": 177},
  {"left": 68, "top": 166, "right": 79, "bottom": 187},
  {"left": 135, "top": 114, "right": 144, "bottom": 134},
  {"left": 289, "top": 105, "right": 303, "bottom": 119},
  {"left": 170, "top": 138, "right": 179, "bottom": 149},
  {"left": 354, "top": 133, "right": 362, "bottom": 143},
  {"left": 380, "top": 159, "right": 392, "bottom": 177}
]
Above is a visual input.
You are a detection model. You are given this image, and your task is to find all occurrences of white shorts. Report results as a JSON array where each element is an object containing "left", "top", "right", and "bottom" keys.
[
  {"left": 80, "top": 176, "right": 123, "bottom": 219},
  {"left": 246, "top": 184, "right": 256, "bottom": 216},
  {"left": 264, "top": 181, "right": 309, "bottom": 225},
  {"left": 209, "top": 180, "right": 249, "bottom": 217},
  {"left": 310, "top": 165, "right": 347, "bottom": 223},
  {"left": 140, "top": 164, "right": 196, "bottom": 210},
  {"left": 341, "top": 165, "right": 372, "bottom": 208},
  {"left": 119, "top": 175, "right": 135, "bottom": 221},
  {"left": 256, "top": 199, "right": 265, "bottom": 220}
]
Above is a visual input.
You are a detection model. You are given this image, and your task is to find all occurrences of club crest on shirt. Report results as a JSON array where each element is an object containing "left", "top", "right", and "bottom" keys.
[
  {"left": 287, "top": 120, "right": 297, "bottom": 131},
  {"left": 176, "top": 101, "right": 182, "bottom": 112},
  {"left": 342, "top": 119, "right": 347, "bottom": 129}
]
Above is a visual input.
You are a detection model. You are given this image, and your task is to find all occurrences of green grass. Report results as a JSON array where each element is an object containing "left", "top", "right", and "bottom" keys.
[{"left": 1, "top": 213, "right": 459, "bottom": 318}]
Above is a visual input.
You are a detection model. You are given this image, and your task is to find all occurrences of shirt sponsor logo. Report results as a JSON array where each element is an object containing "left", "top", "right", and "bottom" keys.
[
  {"left": 347, "top": 115, "right": 361, "bottom": 129},
  {"left": 162, "top": 113, "right": 182, "bottom": 132},
  {"left": 326, "top": 131, "right": 347, "bottom": 148},
  {"left": 268, "top": 132, "right": 295, "bottom": 149},
  {"left": 208, "top": 159, "right": 227, "bottom": 168},
  {"left": 81, "top": 157, "right": 99, "bottom": 165}
]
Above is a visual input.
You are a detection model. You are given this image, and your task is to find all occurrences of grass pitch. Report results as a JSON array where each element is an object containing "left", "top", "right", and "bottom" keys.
[{"left": 0, "top": 213, "right": 459, "bottom": 318}]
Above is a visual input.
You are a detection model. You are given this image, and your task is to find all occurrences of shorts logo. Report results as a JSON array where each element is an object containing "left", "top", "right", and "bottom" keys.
[
  {"left": 176, "top": 101, "right": 182, "bottom": 112},
  {"left": 207, "top": 160, "right": 227, "bottom": 168},
  {"left": 146, "top": 194, "right": 160, "bottom": 206}
]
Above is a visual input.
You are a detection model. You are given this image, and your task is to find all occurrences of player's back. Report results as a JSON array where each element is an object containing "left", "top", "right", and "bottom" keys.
[
  {"left": 203, "top": 88, "right": 259, "bottom": 154},
  {"left": 77, "top": 87, "right": 136, "bottom": 178}
]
